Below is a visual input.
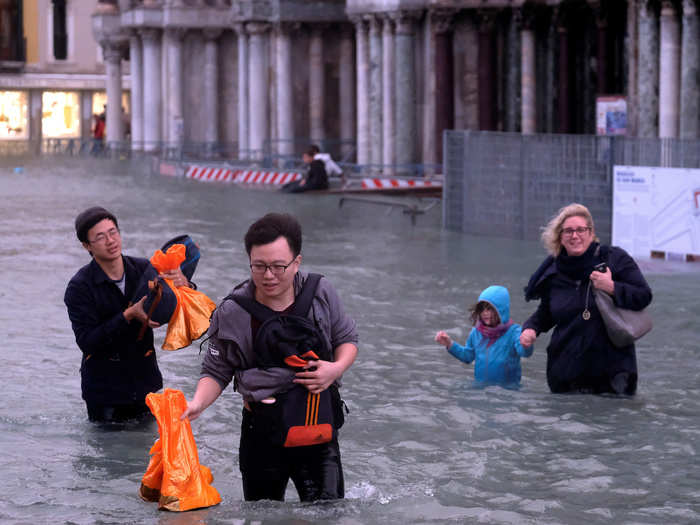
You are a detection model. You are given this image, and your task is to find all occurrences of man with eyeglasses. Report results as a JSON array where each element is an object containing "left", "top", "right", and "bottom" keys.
[
  {"left": 64, "top": 206, "right": 187, "bottom": 423},
  {"left": 182, "top": 212, "right": 358, "bottom": 502}
]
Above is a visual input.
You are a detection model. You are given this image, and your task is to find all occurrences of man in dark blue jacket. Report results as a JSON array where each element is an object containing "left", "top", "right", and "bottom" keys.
[{"left": 64, "top": 207, "right": 165, "bottom": 422}]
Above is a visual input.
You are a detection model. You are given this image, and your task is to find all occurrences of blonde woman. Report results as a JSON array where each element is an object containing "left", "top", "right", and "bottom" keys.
[{"left": 520, "top": 203, "right": 652, "bottom": 395}]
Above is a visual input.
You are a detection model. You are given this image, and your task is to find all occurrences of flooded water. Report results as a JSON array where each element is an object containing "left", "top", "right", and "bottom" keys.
[{"left": 1, "top": 157, "right": 699, "bottom": 524}]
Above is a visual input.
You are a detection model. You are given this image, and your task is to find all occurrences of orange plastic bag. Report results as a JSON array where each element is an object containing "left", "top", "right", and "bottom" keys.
[
  {"left": 139, "top": 389, "right": 221, "bottom": 512},
  {"left": 150, "top": 244, "right": 216, "bottom": 350}
]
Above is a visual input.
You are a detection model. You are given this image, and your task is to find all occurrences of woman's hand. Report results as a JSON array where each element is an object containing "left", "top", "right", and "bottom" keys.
[
  {"left": 520, "top": 328, "right": 537, "bottom": 348},
  {"left": 591, "top": 267, "right": 615, "bottom": 295},
  {"left": 294, "top": 360, "right": 340, "bottom": 394},
  {"left": 435, "top": 330, "right": 453, "bottom": 349}
]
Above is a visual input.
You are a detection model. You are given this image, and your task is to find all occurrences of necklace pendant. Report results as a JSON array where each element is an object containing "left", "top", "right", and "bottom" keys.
[{"left": 582, "top": 309, "right": 591, "bottom": 320}]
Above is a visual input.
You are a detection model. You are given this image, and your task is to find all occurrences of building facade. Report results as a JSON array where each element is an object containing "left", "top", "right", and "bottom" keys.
[
  {"left": 2, "top": 1, "right": 699, "bottom": 165},
  {"left": 0, "top": 0, "right": 130, "bottom": 148}
]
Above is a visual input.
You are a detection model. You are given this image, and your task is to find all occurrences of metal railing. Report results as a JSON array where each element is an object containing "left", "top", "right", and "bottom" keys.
[{"left": 1, "top": 137, "right": 444, "bottom": 181}]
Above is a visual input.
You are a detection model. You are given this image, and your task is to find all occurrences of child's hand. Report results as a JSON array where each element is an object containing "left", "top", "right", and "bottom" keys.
[
  {"left": 435, "top": 331, "right": 453, "bottom": 349},
  {"left": 520, "top": 328, "right": 537, "bottom": 348}
]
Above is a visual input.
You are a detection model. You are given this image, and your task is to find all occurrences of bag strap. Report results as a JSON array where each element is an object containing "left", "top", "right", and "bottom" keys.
[
  {"left": 289, "top": 273, "right": 322, "bottom": 317},
  {"left": 227, "top": 273, "right": 324, "bottom": 322}
]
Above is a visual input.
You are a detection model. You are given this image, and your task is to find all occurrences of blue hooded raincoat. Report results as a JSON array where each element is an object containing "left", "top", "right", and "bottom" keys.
[{"left": 448, "top": 285, "right": 533, "bottom": 386}]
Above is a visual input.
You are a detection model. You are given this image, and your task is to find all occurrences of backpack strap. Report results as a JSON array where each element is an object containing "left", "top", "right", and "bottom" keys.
[
  {"left": 227, "top": 273, "right": 324, "bottom": 321},
  {"left": 289, "top": 273, "right": 323, "bottom": 317}
]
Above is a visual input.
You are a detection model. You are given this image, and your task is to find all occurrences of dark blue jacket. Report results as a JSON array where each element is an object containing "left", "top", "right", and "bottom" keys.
[
  {"left": 64, "top": 256, "right": 163, "bottom": 406},
  {"left": 523, "top": 245, "right": 652, "bottom": 394}
]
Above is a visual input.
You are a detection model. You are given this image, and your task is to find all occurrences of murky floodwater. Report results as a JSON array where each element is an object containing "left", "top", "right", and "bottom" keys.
[{"left": 1, "top": 157, "right": 699, "bottom": 524}]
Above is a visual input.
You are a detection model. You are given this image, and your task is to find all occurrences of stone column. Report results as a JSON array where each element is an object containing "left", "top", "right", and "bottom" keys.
[
  {"left": 247, "top": 22, "right": 270, "bottom": 160},
  {"left": 556, "top": 8, "right": 570, "bottom": 133},
  {"left": 103, "top": 43, "right": 124, "bottom": 145},
  {"left": 477, "top": 10, "right": 496, "bottom": 131},
  {"left": 505, "top": 9, "right": 521, "bottom": 133},
  {"left": 381, "top": 16, "right": 395, "bottom": 167},
  {"left": 81, "top": 91, "right": 93, "bottom": 141},
  {"left": 129, "top": 33, "right": 144, "bottom": 150},
  {"left": 234, "top": 23, "right": 249, "bottom": 159},
  {"left": 353, "top": 16, "right": 370, "bottom": 165},
  {"left": 594, "top": 2, "right": 609, "bottom": 94},
  {"left": 368, "top": 16, "right": 383, "bottom": 168},
  {"left": 166, "top": 28, "right": 185, "bottom": 146},
  {"left": 203, "top": 29, "right": 221, "bottom": 146},
  {"left": 309, "top": 25, "right": 325, "bottom": 144},
  {"left": 680, "top": 0, "right": 699, "bottom": 138},
  {"left": 394, "top": 11, "right": 418, "bottom": 167},
  {"left": 519, "top": 8, "right": 537, "bottom": 134},
  {"left": 141, "top": 28, "right": 162, "bottom": 151},
  {"left": 659, "top": 0, "right": 681, "bottom": 138},
  {"left": 627, "top": 0, "right": 639, "bottom": 136},
  {"left": 276, "top": 23, "right": 294, "bottom": 159},
  {"left": 638, "top": 0, "right": 659, "bottom": 138},
  {"left": 432, "top": 10, "right": 455, "bottom": 161},
  {"left": 30, "top": 90, "right": 42, "bottom": 154},
  {"left": 339, "top": 25, "right": 355, "bottom": 159}
]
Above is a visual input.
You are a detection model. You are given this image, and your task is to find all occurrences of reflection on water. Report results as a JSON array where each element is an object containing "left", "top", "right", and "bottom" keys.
[{"left": 0, "top": 158, "right": 699, "bottom": 524}]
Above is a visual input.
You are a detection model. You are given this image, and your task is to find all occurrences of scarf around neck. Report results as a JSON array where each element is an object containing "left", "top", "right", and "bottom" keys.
[
  {"left": 555, "top": 242, "right": 599, "bottom": 281},
  {"left": 476, "top": 320, "right": 514, "bottom": 347}
]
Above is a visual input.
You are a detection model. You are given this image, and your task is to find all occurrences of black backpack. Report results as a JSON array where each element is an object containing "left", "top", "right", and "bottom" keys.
[{"left": 229, "top": 274, "right": 343, "bottom": 447}]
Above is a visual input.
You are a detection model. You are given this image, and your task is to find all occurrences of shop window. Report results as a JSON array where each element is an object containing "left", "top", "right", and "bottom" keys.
[
  {"left": 52, "top": 0, "right": 67, "bottom": 60},
  {"left": 0, "top": 91, "right": 28, "bottom": 139},
  {"left": 42, "top": 91, "right": 80, "bottom": 138}
]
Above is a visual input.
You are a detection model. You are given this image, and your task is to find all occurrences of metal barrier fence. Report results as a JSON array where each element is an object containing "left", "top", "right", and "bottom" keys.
[
  {"left": 443, "top": 131, "right": 700, "bottom": 242},
  {"left": 1, "top": 137, "right": 443, "bottom": 180},
  {"left": 0, "top": 138, "right": 243, "bottom": 161}
]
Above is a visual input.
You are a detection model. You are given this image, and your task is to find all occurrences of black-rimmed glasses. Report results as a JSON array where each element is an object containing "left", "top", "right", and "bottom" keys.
[
  {"left": 249, "top": 258, "right": 296, "bottom": 276},
  {"left": 561, "top": 227, "right": 591, "bottom": 238},
  {"left": 88, "top": 228, "right": 120, "bottom": 244}
]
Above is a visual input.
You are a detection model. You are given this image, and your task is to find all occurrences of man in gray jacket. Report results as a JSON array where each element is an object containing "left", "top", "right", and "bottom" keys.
[{"left": 182, "top": 213, "right": 358, "bottom": 502}]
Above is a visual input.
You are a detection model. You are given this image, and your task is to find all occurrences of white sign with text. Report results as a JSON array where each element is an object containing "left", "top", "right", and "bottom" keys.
[{"left": 612, "top": 165, "right": 700, "bottom": 257}]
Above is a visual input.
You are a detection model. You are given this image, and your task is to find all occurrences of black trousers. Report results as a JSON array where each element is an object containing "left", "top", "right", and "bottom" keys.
[
  {"left": 86, "top": 402, "right": 151, "bottom": 423},
  {"left": 239, "top": 407, "right": 344, "bottom": 502}
]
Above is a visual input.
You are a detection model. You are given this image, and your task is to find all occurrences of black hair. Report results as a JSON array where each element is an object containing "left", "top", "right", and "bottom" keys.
[
  {"left": 309, "top": 144, "right": 320, "bottom": 155},
  {"left": 244, "top": 213, "right": 302, "bottom": 257},
  {"left": 74, "top": 206, "right": 118, "bottom": 243}
]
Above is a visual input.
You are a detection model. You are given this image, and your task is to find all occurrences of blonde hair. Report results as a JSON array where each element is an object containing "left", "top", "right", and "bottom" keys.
[{"left": 541, "top": 203, "right": 599, "bottom": 256}]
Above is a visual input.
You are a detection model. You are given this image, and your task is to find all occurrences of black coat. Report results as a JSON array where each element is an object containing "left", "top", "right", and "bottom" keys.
[
  {"left": 64, "top": 256, "right": 163, "bottom": 406},
  {"left": 523, "top": 244, "right": 652, "bottom": 394}
]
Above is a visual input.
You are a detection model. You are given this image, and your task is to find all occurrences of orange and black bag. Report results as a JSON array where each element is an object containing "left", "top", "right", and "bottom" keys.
[
  {"left": 230, "top": 273, "right": 344, "bottom": 447},
  {"left": 150, "top": 244, "right": 216, "bottom": 351}
]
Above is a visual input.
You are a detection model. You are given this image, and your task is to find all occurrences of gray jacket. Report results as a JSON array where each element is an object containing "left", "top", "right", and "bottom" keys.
[{"left": 201, "top": 272, "right": 358, "bottom": 403}]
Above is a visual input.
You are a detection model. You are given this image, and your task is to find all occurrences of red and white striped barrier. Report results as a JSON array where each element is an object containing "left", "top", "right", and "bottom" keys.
[
  {"left": 185, "top": 165, "right": 237, "bottom": 182},
  {"left": 233, "top": 170, "right": 301, "bottom": 185},
  {"left": 361, "top": 178, "right": 441, "bottom": 190},
  {"left": 184, "top": 165, "right": 302, "bottom": 186}
]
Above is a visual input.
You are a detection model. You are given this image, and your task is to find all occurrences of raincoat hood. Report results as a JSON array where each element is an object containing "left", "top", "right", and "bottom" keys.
[{"left": 478, "top": 285, "right": 510, "bottom": 324}]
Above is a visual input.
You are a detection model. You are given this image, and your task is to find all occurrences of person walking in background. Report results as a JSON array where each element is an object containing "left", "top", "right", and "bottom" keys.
[
  {"left": 91, "top": 112, "right": 105, "bottom": 155},
  {"left": 435, "top": 285, "right": 533, "bottom": 388},
  {"left": 520, "top": 203, "right": 652, "bottom": 395}
]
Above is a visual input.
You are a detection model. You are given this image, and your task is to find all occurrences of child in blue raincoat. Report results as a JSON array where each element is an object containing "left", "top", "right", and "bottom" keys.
[{"left": 435, "top": 285, "right": 533, "bottom": 387}]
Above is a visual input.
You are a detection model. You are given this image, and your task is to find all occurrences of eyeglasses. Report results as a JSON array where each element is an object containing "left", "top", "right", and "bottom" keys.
[
  {"left": 249, "top": 258, "right": 297, "bottom": 276},
  {"left": 88, "top": 228, "right": 120, "bottom": 244},
  {"left": 561, "top": 227, "right": 591, "bottom": 238}
]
